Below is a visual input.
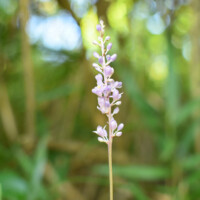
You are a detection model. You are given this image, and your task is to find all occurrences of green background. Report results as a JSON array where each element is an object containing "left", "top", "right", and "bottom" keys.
[{"left": 0, "top": 0, "right": 200, "bottom": 199}]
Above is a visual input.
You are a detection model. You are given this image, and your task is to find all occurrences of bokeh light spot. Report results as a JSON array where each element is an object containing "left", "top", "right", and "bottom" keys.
[
  {"left": 80, "top": 9, "right": 98, "bottom": 50},
  {"left": 146, "top": 13, "right": 166, "bottom": 35},
  {"left": 149, "top": 56, "right": 168, "bottom": 82},
  {"left": 107, "top": 1, "right": 129, "bottom": 34},
  {"left": 27, "top": 11, "right": 82, "bottom": 51}
]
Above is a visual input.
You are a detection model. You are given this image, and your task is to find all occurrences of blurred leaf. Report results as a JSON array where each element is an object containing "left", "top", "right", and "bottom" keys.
[
  {"left": 28, "top": 137, "right": 48, "bottom": 200},
  {"left": 185, "top": 170, "right": 200, "bottom": 184},
  {"left": 118, "top": 66, "right": 161, "bottom": 131},
  {"left": 164, "top": 35, "right": 179, "bottom": 127},
  {"left": 15, "top": 149, "right": 33, "bottom": 176},
  {"left": 0, "top": 0, "right": 17, "bottom": 23},
  {"left": 181, "top": 154, "right": 200, "bottom": 170},
  {"left": 124, "top": 183, "right": 150, "bottom": 200},
  {"left": 0, "top": 145, "right": 11, "bottom": 162},
  {"left": 175, "top": 98, "right": 200, "bottom": 126},
  {"left": 178, "top": 120, "right": 199, "bottom": 156},
  {"left": 159, "top": 136, "right": 176, "bottom": 161},
  {"left": 0, "top": 170, "right": 28, "bottom": 199},
  {"left": 94, "top": 165, "right": 170, "bottom": 181},
  {"left": 37, "top": 84, "right": 75, "bottom": 102}
]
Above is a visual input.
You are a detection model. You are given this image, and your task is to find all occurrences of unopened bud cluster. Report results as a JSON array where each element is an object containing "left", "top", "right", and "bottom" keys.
[{"left": 92, "top": 20, "right": 124, "bottom": 143}]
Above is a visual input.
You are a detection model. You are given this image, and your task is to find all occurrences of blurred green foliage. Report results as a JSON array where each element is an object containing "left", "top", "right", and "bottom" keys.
[{"left": 1, "top": 0, "right": 200, "bottom": 199}]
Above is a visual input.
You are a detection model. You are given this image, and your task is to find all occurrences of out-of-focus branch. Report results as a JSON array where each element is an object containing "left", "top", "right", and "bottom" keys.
[
  {"left": 96, "top": 0, "right": 110, "bottom": 23},
  {"left": 19, "top": 0, "right": 35, "bottom": 139},
  {"left": 190, "top": 0, "right": 200, "bottom": 152},
  {"left": 0, "top": 80, "right": 18, "bottom": 141},
  {"left": 56, "top": 0, "right": 80, "bottom": 25}
]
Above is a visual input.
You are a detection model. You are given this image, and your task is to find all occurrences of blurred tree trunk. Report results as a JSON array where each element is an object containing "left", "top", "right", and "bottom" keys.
[
  {"left": 19, "top": 0, "right": 35, "bottom": 140},
  {"left": 190, "top": 0, "right": 200, "bottom": 152}
]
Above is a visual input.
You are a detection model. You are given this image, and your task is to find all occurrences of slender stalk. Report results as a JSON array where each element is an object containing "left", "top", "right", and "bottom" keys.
[
  {"left": 108, "top": 108, "right": 113, "bottom": 200},
  {"left": 101, "top": 30, "right": 114, "bottom": 200},
  {"left": 92, "top": 20, "right": 123, "bottom": 200}
]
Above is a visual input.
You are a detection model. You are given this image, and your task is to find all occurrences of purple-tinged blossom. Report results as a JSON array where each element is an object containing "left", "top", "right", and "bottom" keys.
[
  {"left": 116, "top": 132, "right": 122, "bottom": 137},
  {"left": 96, "top": 24, "right": 101, "bottom": 32},
  {"left": 92, "top": 63, "right": 102, "bottom": 73},
  {"left": 104, "top": 66, "right": 114, "bottom": 77},
  {"left": 112, "top": 89, "right": 121, "bottom": 101},
  {"left": 107, "top": 43, "right": 112, "bottom": 51},
  {"left": 117, "top": 123, "right": 124, "bottom": 131},
  {"left": 114, "top": 81, "right": 122, "bottom": 88},
  {"left": 110, "top": 118, "right": 117, "bottom": 131},
  {"left": 91, "top": 20, "right": 123, "bottom": 143},
  {"left": 93, "top": 125, "right": 107, "bottom": 137},
  {"left": 98, "top": 56, "right": 103, "bottom": 65},
  {"left": 98, "top": 97, "right": 110, "bottom": 114},
  {"left": 93, "top": 52, "right": 100, "bottom": 58},
  {"left": 92, "top": 63, "right": 100, "bottom": 68},
  {"left": 105, "top": 36, "right": 110, "bottom": 41},
  {"left": 93, "top": 40, "right": 99, "bottom": 45},
  {"left": 104, "top": 85, "right": 112, "bottom": 96},
  {"left": 92, "top": 86, "right": 103, "bottom": 96},
  {"left": 106, "top": 55, "right": 111, "bottom": 61},
  {"left": 112, "top": 107, "right": 119, "bottom": 115},
  {"left": 95, "top": 74, "right": 103, "bottom": 85},
  {"left": 115, "top": 101, "right": 121, "bottom": 105},
  {"left": 110, "top": 54, "right": 117, "bottom": 62}
]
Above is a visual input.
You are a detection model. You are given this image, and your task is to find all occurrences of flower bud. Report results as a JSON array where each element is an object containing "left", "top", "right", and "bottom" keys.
[
  {"left": 98, "top": 137, "right": 104, "bottom": 142},
  {"left": 117, "top": 123, "right": 124, "bottom": 131},
  {"left": 113, "top": 107, "right": 119, "bottom": 115},
  {"left": 111, "top": 119, "right": 117, "bottom": 131},
  {"left": 96, "top": 24, "right": 101, "bottom": 32},
  {"left": 107, "top": 43, "right": 112, "bottom": 51},
  {"left": 113, "top": 89, "right": 121, "bottom": 101},
  {"left": 116, "top": 132, "right": 122, "bottom": 137},
  {"left": 110, "top": 54, "right": 117, "bottom": 62},
  {"left": 93, "top": 52, "right": 100, "bottom": 58},
  {"left": 98, "top": 56, "right": 103, "bottom": 65},
  {"left": 92, "top": 63, "right": 100, "bottom": 68},
  {"left": 114, "top": 81, "right": 122, "bottom": 88},
  {"left": 106, "top": 55, "right": 111, "bottom": 61},
  {"left": 93, "top": 40, "right": 99, "bottom": 45},
  {"left": 105, "top": 36, "right": 110, "bottom": 41},
  {"left": 115, "top": 101, "right": 121, "bottom": 105}
]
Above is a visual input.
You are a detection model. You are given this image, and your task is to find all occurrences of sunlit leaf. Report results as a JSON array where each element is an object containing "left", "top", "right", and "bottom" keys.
[{"left": 0, "top": 171, "right": 28, "bottom": 199}]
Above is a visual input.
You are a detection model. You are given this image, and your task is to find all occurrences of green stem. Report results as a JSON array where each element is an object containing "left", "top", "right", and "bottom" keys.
[
  {"left": 108, "top": 142, "right": 113, "bottom": 200},
  {"left": 108, "top": 108, "right": 113, "bottom": 200}
]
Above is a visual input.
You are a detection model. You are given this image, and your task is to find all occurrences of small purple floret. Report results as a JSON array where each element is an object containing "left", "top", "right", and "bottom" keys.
[
  {"left": 111, "top": 119, "right": 117, "bottom": 131},
  {"left": 96, "top": 24, "right": 101, "bottom": 32},
  {"left": 110, "top": 54, "right": 117, "bottom": 62},
  {"left": 98, "top": 56, "right": 103, "bottom": 65},
  {"left": 107, "top": 43, "right": 112, "bottom": 51},
  {"left": 106, "top": 55, "right": 111, "bottom": 61},
  {"left": 93, "top": 52, "right": 100, "bottom": 58},
  {"left": 117, "top": 123, "right": 124, "bottom": 131},
  {"left": 105, "top": 36, "right": 110, "bottom": 41},
  {"left": 105, "top": 66, "right": 114, "bottom": 77}
]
